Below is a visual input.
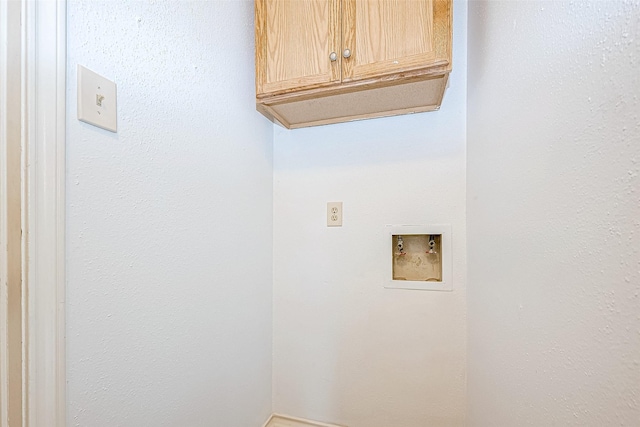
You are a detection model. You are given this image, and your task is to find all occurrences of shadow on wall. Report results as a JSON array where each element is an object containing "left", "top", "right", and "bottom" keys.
[
  {"left": 330, "top": 296, "right": 465, "bottom": 426},
  {"left": 271, "top": 80, "right": 466, "bottom": 171}
]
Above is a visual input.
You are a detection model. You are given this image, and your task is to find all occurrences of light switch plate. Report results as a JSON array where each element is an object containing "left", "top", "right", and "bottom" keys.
[{"left": 77, "top": 65, "right": 117, "bottom": 132}]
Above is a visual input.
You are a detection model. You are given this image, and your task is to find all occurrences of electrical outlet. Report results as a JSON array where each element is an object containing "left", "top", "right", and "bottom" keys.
[{"left": 327, "top": 202, "right": 343, "bottom": 227}]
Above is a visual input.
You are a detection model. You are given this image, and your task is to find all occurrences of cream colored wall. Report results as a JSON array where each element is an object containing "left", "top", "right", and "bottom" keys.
[
  {"left": 272, "top": 2, "right": 468, "bottom": 426},
  {"left": 467, "top": 0, "right": 640, "bottom": 425},
  {"left": 59, "top": 1, "right": 640, "bottom": 426},
  {"left": 65, "top": 1, "right": 273, "bottom": 425}
]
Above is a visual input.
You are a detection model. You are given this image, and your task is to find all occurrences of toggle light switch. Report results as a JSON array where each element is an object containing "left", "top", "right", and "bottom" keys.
[{"left": 78, "top": 65, "right": 117, "bottom": 132}]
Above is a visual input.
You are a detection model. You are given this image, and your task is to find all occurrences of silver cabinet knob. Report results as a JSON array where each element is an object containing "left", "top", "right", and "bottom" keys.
[
  {"left": 329, "top": 52, "right": 337, "bottom": 62},
  {"left": 342, "top": 48, "right": 351, "bottom": 58}
]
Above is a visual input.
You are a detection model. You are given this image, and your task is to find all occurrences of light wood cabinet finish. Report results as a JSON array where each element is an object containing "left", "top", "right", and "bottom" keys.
[
  {"left": 256, "top": 0, "right": 341, "bottom": 94},
  {"left": 256, "top": 0, "right": 452, "bottom": 129},
  {"left": 343, "top": 0, "right": 441, "bottom": 81}
]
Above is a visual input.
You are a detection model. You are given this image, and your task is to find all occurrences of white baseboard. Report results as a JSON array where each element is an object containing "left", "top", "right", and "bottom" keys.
[{"left": 263, "top": 413, "right": 346, "bottom": 427}]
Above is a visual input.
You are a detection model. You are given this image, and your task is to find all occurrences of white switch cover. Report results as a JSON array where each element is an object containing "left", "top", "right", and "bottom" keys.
[
  {"left": 327, "top": 202, "right": 343, "bottom": 227},
  {"left": 77, "top": 65, "right": 117, "bottom": 132}
]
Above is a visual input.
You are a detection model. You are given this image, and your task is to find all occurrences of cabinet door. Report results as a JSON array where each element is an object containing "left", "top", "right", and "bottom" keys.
[
  {"left": 256, "top": 0, "right": 341, "bottom": 96},
  {"left": 342, "top": 0, "right": 451, "bottom": 82}
]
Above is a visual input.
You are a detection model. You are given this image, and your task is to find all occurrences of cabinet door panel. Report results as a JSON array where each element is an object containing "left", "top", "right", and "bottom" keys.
[
  {"left": 256, "top": 0, "right": 340, "bottom": 95},
  {"left": 343, "top": 0, "right": 449, "bottom": 81}
]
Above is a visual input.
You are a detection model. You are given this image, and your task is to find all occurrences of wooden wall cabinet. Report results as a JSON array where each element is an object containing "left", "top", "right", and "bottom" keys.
[{"left": 255, "top": 0, "right": 452, "bottom": 129}]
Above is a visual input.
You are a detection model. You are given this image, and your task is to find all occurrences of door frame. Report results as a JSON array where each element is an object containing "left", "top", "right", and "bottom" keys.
[
  {"left": 1, "top": 1, "right": 67, "bottom": 426},
  {"left": 0, "top": 0, "right": 24, "bottom": 424}
]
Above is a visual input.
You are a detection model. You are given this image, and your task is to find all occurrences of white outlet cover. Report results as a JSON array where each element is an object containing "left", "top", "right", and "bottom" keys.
[
  {"left": 327, "top": 202, "right": 343, "bottom": 227},
  {"left": 77, "top": 65, "right": 117, "bottom": 132}
]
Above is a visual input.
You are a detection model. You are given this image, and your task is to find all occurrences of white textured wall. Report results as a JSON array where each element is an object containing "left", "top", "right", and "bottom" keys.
[
  {"left": 467, "top": 1, "right": 640, "bottom": 425},
  {"left": 272, "top": 3, "right": 467, "bottom": 426},
  {"left": 66, "top": 1, "right": 273, "bottom": 426}
]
